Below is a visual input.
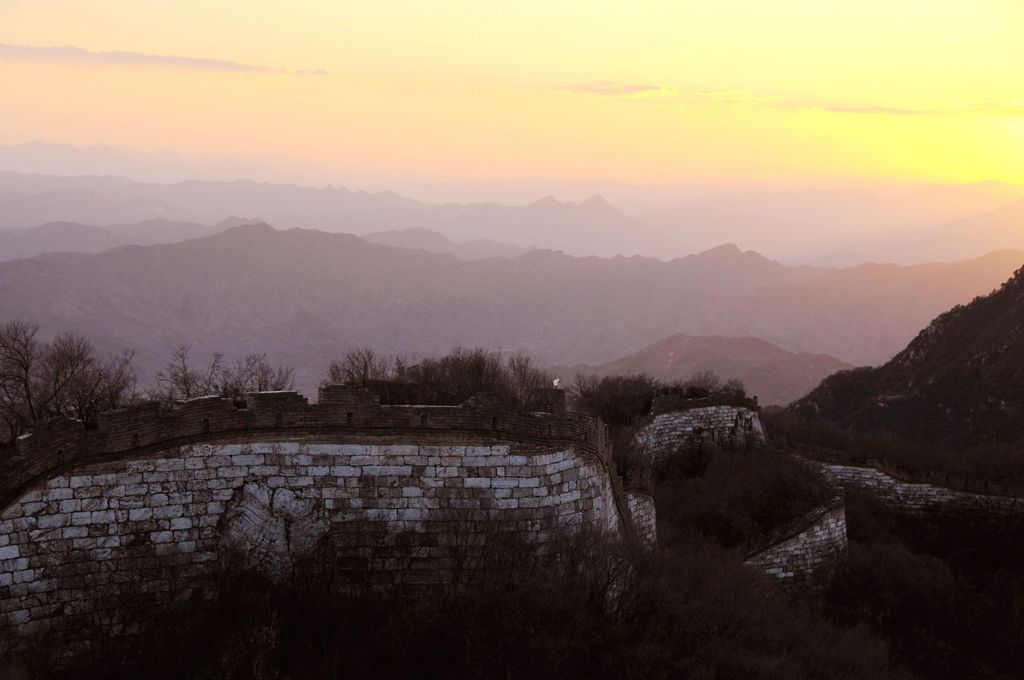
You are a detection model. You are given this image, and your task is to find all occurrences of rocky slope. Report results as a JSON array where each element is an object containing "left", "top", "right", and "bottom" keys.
[{"left": 793, "top": 265, "right": 1024, "bottom": 446}]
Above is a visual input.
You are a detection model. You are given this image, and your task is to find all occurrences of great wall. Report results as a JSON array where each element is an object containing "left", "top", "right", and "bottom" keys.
[
  {"left": 0, "top": 385, "right": 653, "bottom": 668},
  {"left": 632, "top": 396, "right": 851, "bottom": 595},
  {"left": 5, "top": 381, "right": 1023, "bottom": 668},
  {"left": 810, "top": 461, "right": 1024, "bottom": 527},
  {"left": 633, "top": 394, "right": 1024, "bottom": 594},
  {"left": 743, "top": 497, "right": 847, "bottom": 595},
  {"left": 636, "top": 393, "right": 766, "bottom": 464}
]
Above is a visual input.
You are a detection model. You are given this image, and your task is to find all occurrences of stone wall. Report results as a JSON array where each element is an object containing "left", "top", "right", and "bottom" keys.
[
  {"left": 649, "top": 392, "right": 759, "bottom": 416},
  {"left": 0, "top": 386, "right": 649, "bottom": 669},
  {"left": 810, "top": 461, "right": 1024, "bottom": 527},
  {"left": 744, "top": 497, "right": 847, "bottom": 595},
  {"left": 636, "top": 406, "right": 766, "bottom": 464},
  {"left": 625, "top": 491, "right": 657, "bottom": 547},
  {"left": 1, "top": 386, "right": 612, "bottom": 510}
]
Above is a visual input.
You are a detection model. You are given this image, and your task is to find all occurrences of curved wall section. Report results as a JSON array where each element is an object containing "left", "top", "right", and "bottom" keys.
[
  {"left": 744, "top": 497, "right": 847, "bottom": 596},
  {"left": 812, "top": 461, "right": 1024, "bottom": 527},
  {"left": 0, "top": 387, "right": 643, "bottom": 667},
  {"left": 637, "top": 406, "right": 766, "bottom": 464}
]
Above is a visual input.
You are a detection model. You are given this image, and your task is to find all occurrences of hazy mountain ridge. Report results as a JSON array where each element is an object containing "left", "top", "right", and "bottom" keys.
[
  {"left": 646, "top": 183, "right": 1024, "bottom": 264},
  {"left": 2, "top": 161, "right": 1023, "bottom": 264},
  {"left": 363, "top": 227, "right": 531, "bottom": 260},
  {"left": 0, "top": 187, "right": 174, "bottom": 230},
  {"left": 0, "top": 171, "right": 676, "bottom": 258},
  {"left": 905, "top": 198, "right": 1024, "bottom": 263},
  {"left": 0, "top": 224, "right": 1019, "bottom": 396},
  {"left": 555, "top": 334, "right": 852, "bottom": 406},
  {"left": 732, "top": 250, "right": 1024, "bottom": 364},
  {"left": 0, "top": 217, "right": 254, "bottom": 261}
]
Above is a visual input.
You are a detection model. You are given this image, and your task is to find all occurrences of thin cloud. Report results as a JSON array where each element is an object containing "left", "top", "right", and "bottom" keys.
[
  {"left": 561, "top": 81, "right": 665, "bottom": 96},
  {"left": 964, "top": 101, "right": 1024, "bottom": 116},
  {"left": 822, "top": 103, "right": 1024, "bottom": 117},
  {"left": 0, "top": 43, "right": 328, "bottom": 75},
  {"left": 551, "top": 79, "right": 1022, "bottom": 118},
  {"left": 693, "top": 89, "right": 779, "bottom": 106},
  {"left": 824, "top": 105, "right": 939, "bottom": 116}
]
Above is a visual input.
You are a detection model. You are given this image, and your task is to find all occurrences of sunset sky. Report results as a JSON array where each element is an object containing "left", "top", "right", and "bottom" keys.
[{"left": 1, "top": 0, "right": 1023, "bottom": 186}]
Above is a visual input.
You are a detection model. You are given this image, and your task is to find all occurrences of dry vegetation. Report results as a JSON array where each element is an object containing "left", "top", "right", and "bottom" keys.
[{"left": 7, "top": 325, "right": 1024, "bottom": 679}]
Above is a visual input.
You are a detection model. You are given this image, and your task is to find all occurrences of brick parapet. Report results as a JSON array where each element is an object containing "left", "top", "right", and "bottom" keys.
[
  {"left": 809, "top": 461, "right": 1024, "bottom": 527},
  {"left": 3, "top": 386, "right": 611, "bottom": 511}
]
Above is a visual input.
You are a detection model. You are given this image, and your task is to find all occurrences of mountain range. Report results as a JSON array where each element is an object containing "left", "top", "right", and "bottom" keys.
[
  {"left": 3, "top": 159, "right": 1022, "bottom": 265},
  {"left": 0, "top": 223, "right": 1020, "bottom": 397},
  {"left": 0, "top": 217, "right": 255, "bottom": 261},
  {"left": 363, "top": 227, "right": 530, "bottom": 260},
  {"left": 0, "top": 171, "right": 676, "bottom": 258},
  {"left": 0, "top": 219, "right": 532, "bottom": 263},
  {"left": 555, "top": 334, "right": 852, "bottom": 406},
  {"left": 900, "top": 198, "right": 1024, "bottom": 263},
  {"left": 643, "top": 182, "right": 1024, "bottom": 264}
]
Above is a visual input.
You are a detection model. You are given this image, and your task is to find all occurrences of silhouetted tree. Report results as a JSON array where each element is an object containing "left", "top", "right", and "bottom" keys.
[
  {"left": 571, "top": 373, "right": 661, "bottom": 428},
  {"left": 150, "top": 345, "right": 222, "bottom": 404},
  {"left": 506, "top": 354, "right": 550, "bottom": 405},
  {"left": 324, "top": 347, "right": 393, "bottom": 386},
  {"left": 684, "top": 369, "right": 722, "bottom": 392},
  {"left": 0, "top": 320, "right": 136, "bottom": 442},
  {"left": 218, "top": 354, "right": 295, "bottom": 398},
  {"left": 323, "top": 348, "right": 551, "bottom": 407},
  {"left": 151, "top": 345, "right": 293, "bottom": 405},
  {"left": 723, "top": 378, "right": 747, "bottom": 399}
]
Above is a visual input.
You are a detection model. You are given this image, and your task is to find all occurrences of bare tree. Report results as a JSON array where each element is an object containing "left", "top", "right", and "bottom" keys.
[
  {"left": 506, "top": 354, "right": 551, "bottom": 405},
  {"left": 57, "top": 350, "right": 136, "bottom": 426},
  {"left": 150, "top": 345, "right": 221, "bottom": 405},
  {"left": 0, "top": 320, "right": 136, "bottom": 443},
  {"left": 685, "top": 369, "right": 722, "bottom": 392},
  {"left": 40, "top": 332, "right": 100, "bottom": 413},
  {"left": 324, "top": 347, "right": 393, "bottom": 386},
  {"left": 0, "top": 320, "right": 41, "bottom": 439},
  {"left": 723, "top": 378, "right": 746, "bottom": 398},
  {"left": 435, "top": 348, "right": 508, "bottom": 398},
  {"left": 151, "top": 346, "right": 294, "bottom": 404},
  {"left": 218, "top": 354, "right": 295, "bottom": 398},
  {"left": 320, "top": 347, "right": 555, "bottom": 407}
]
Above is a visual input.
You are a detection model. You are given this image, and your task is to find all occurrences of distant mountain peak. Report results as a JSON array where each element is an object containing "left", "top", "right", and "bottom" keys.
[
  {"left": 690, "top": 243, "right": 772, "bottom": 263},
  {"left": 701, "top": 243, "right": 743, "bottom": 255},
  {"left": 213, "top": 216, "right": 263, "bottom": 229},
  {"left": 529, "top": 195, "right": 562, "bottom": 209}
]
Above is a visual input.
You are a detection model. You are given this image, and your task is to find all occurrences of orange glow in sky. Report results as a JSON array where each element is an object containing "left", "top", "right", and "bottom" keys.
[{"left": 1, "top": 0, "right": 1022, "bottom": 185}]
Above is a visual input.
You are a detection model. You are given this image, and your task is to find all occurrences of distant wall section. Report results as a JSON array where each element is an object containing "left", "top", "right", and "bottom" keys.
[
  {"left": 744, "top": 497, "right": 847, "bottom": 596},
  {"left": 637, "top": 406, "right": 766, "bottom": 464},
  {"left": 812, "top": 461, "right": 1024, "bottom": 527}
]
